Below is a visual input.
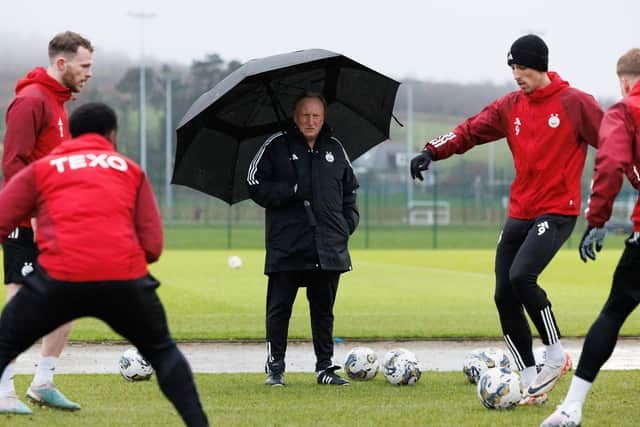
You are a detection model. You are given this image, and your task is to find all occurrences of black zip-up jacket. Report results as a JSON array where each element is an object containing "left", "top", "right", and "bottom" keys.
[{"left": 247, "top": 124, "right": 359, "bottom": 274}]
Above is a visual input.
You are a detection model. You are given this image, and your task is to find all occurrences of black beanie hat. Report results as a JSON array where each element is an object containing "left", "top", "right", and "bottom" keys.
[{"left": 507, "top": 34, "right": 548, "bottom": 71}]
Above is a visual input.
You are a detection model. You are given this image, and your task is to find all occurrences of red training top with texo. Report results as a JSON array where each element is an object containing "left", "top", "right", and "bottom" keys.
[
  {"left": 424, "top": 72, "right": 603, "bottom": 219},
  {"left": 0, "top": 133, "right": 163, "bottom": 282},
  {"left": 2, "top": 67, "right": 73, "bottom": 227},
  {"left": 586, "top": 80, "right": 640, "bottom": 231}
]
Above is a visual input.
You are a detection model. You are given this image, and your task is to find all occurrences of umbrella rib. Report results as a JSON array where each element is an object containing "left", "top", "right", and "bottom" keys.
[
  {"left": 210, "top": 87, "right": 274, "bottom": 138},
  {"left": 216, "top": 77, "right": 319, "bottom": 134},
  {"left": 335, "top": 100, "right": 390, "bottom": 140},
  {"left": 242, "top": 91, "right": 273, "bottom": 130},
  {"left": 235, "top": 83, "right": 303, "bottom": 132}
]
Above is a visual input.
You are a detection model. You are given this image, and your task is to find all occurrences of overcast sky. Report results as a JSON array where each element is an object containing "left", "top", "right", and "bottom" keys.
[{"left": 2, "top": 0, "right": 639, "bottom": 100}]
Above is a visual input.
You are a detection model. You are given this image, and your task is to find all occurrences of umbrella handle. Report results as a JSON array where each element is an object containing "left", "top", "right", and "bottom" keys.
[{"left": 303, "top": 200, "right": 317, "bottom": 228}]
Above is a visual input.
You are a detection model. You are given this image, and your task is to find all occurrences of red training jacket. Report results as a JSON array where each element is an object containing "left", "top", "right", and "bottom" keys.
[
  {"left": 424, "top": 72, "right": 603, "bottom": 219},
  {"left": 2, "top": 67, "right": 73, "bottom": 228},
  {"left": 0, "top": 133, "right": 163, "bottom": 282},
  {"left": 586, "top": 80, "right": 640, "bottom": 231}
]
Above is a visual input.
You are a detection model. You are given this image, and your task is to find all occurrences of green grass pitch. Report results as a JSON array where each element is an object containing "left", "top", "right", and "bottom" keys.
[
  {"left": 40, "top": 247, "right": 638, "bottom": 341},
  {"left": 1, "top": 245, "right": 638, "bottom": 426},
  {"left": 4, "top": 370, "right": 639, "bottom": 426}
]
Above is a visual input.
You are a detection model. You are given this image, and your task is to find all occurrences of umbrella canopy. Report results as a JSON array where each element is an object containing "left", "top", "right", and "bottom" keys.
[{"left": 173, "top": 48, "right": 400, "bottom": 204}]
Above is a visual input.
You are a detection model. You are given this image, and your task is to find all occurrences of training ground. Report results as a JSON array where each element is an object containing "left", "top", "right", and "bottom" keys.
[{"left": 15, "top": 338, "right": 640, "bottom": 375}]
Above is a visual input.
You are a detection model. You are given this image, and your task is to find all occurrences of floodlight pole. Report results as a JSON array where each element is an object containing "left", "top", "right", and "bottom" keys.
[
  {"left": 488, "top": 144, "right": 495, "bottom": 187},
  {"left": 128, "top": 11, "right": 156, "bottom": 173},
  {"left": 161, "top": 65, "right": 175, "bottom": 220},
  {"left": 406, "top": 84, "right": 414, "bottom": 225}
]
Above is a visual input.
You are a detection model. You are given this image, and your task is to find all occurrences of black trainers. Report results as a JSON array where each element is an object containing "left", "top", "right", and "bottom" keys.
[
  {"left": 265, "top": 372, "right": 285, "bottom": 386},
  {"left": 317, "top": 365, "right": 350, "bottom": 386},
  {"left": 264, "top": 359, "right": 285, "bottom": 386}
]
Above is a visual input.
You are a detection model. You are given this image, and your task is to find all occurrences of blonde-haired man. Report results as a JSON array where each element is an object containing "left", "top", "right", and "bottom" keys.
[
  {"left": 0, "top": 30, "right": 93, "bottom": 413},
  {"left": 541, "top": 48, "right": 640, "bottom": 427}
]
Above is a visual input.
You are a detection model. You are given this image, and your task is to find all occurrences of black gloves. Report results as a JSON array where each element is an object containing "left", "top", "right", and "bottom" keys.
[
  {"left": 410, "top": 150, "right": 433, "bottom": 181},
  {"left": 579, "top": 226, "right": 607, "bottom": 262}
]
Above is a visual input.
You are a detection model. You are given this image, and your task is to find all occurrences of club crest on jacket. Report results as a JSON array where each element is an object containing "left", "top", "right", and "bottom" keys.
[
  {"left": 325, "top": 151, "right": 334, "bottom": 163},
  {"left": 21, "top": 262, "right": 33, "bottom": 277}
]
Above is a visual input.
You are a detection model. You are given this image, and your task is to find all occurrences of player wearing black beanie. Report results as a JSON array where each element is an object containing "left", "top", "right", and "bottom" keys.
[{"left": 508, "top": 34, "right": 549, "bottom": 71}]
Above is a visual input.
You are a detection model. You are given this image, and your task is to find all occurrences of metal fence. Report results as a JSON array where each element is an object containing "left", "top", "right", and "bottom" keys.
[{"left": 159, "top": 139, "right": 637, "bottom": 237}]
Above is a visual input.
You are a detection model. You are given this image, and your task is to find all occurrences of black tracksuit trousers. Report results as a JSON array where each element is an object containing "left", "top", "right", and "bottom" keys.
[
  {"left": 495, "top": 214, "right": 576, "bottom": 370},
  {"left": 575, "top": 236, "right": 640, "bottom": 382},
  {"left": 0, "top": 267, "right": 208, "bottom": 427},
  {"left": 265, "top": 270, "right": 340, "bottom": 373}
]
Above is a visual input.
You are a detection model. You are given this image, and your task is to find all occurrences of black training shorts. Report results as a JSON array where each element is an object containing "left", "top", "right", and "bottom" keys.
[{"left": 2, "top": 227, "right": 37, "bottom": 285}]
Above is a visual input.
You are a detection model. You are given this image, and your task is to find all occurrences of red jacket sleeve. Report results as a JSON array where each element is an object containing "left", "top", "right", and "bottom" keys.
[
  {"left": 585, "top": 103, "right": 635, "bottom": 227},
  {"left": 423, "top": 96, "right": 509, "bottom": 160},
  {"left": 2, "top": 97, "right": 47, "bottom": 181},
  {"left": 562, "top": 89, "right": 604, "bottom": 149},
  {"left": 0, "top": 166, "right": 38, "bottom": 242},
  {"left": 134, "top": 175, "right": 163, "bottom": 263}
]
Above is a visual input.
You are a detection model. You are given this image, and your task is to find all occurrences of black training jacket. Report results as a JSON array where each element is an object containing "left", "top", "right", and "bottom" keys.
[{"left": 247, "top": 124, "right": 359, "bottom": 274}]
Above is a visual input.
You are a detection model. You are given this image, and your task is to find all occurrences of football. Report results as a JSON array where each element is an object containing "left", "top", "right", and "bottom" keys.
[
  {"left": 382, "top": 348, "right": 421, "bottom": 386},
  {"left": 344, "top": 347, "right": 379, "bottom": 381},
  {"left": 477, "top": 367, "right": 521, "bottom": 410},
  {"left": 462, "top": 347, "right": 511, "bottom": 384},
  {"left": 227, "top": 255, "right": 243, "bottom": 269},
  {"left": 119, "top": 347, "right": 154, "bottom": 381}
]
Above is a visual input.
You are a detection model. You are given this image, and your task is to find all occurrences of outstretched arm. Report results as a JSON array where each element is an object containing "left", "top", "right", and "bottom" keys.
[{"left": 424, "top": 97, "right": 509, "bottom": 161}]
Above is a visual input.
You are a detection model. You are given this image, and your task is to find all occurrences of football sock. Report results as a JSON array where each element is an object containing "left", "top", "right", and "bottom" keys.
[
  {"left": 0, "top": 363, "right": 16, "bottom": 397},
  {"left": 32, "top": 356, "right": 57, "bottom": 387},
  {"left": 563, "top": 375, "right": 591, "bottom": 408},
  {"left": 545, "top": 342, "right": 565, "bottom": 365},
  {"left": 520, "top": 366, "right": 537, "bottom": 389}
]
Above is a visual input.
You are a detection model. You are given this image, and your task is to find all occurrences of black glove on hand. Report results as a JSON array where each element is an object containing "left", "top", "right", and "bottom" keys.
[
  {"left": 579, "top": 225, "right": 607, "bottom": 262},
  {"left": 410, "top": 150, "right": 432, "bottom": 181}
]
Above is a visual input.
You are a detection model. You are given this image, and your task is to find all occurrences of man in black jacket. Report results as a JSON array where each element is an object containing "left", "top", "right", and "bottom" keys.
[{"left": 247, "top": 92, "right": 359, "bottom": 386}]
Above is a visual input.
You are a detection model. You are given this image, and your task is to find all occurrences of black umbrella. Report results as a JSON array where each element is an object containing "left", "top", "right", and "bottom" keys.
[{"left": 172, "top": 48, "right": 400, "bottom": 204}]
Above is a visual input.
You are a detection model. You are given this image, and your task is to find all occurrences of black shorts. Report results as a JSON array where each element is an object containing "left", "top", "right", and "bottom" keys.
[{"left": 2, "top": 227, "right": 37, "bottom": 285}]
